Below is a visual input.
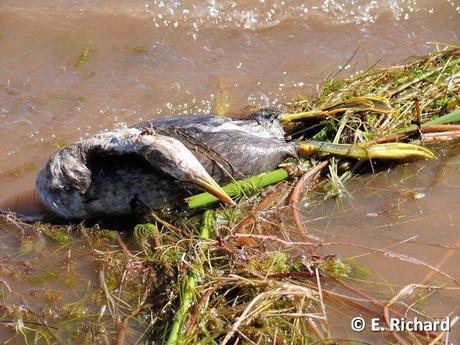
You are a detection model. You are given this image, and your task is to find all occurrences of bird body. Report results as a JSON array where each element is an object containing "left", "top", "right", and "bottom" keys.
[{"left": 35, "top": 110, "right": 295, "bottom": 219}]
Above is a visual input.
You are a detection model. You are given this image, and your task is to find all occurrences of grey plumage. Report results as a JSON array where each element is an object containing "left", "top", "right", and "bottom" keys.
[
  {"left": 36, "top": 109, "right": 297, "bottom": 219},
  {"left": 36, "top": 128, "right": 233, "bottom": 219}
]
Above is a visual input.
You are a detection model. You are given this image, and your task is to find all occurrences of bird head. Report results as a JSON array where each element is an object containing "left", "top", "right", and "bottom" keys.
[{"left": 138, "top": 133, "right": 235, "bottom": 206}]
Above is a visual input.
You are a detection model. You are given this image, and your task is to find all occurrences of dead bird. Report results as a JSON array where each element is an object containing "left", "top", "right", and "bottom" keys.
[
  {"left": 35, "top": 128, "right": 234, "bottom": 220},
  {"left": 35, "top": 108, "right": 434, "bottom": 220}
]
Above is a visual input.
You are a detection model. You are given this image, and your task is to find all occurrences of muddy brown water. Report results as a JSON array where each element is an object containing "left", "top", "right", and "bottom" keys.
[
  {"left": 0, "top": 0, "right": 459, "bottom": 343},
  {"left": 304, "top": 143, "right": 460, "bottom": 343}
]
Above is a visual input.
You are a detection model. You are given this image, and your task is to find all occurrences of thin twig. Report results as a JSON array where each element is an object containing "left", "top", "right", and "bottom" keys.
[
  {"left": 288, "top": 161, "right": 329, "bottom": 240},
  {"left": 116, "top": 303, "right": 152, "bottom": 345}
]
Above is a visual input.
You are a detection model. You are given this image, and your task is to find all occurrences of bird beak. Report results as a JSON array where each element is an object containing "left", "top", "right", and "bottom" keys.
[{"left": 195, "top": 175, "right": 235, "bottom": 206}]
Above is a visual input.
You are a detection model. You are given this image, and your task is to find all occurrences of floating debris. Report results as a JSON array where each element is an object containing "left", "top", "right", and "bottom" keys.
[{"left": 74, "top": 48, "right": 90, "bottom": 69}]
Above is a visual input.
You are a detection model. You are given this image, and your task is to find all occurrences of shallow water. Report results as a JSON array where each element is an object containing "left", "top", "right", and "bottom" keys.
[
  {"left": 304, "top": 143, "right": 460, "bottom": 343},
  {"left": 0, "top": 0, "right": 459, "bottom": 343},
  {"left": 0, "top": 221, "right": 150, "bottom": 344}
]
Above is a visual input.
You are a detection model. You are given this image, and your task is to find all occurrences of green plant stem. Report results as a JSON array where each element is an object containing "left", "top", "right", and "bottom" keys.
[
  {"left": 165, "top": 210, "right": 215, "bottom": 345},
  {"left": 186, "top": 168, "right": 289, "bottom": 209}
]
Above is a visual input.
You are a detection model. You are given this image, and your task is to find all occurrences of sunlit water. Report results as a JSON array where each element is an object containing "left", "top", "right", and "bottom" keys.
[
  {"left": 304, "top": 143, "right": 460, "bottom": 343},
  {"left": 0, "top": 0, "right": 459, "bottom": 343}
]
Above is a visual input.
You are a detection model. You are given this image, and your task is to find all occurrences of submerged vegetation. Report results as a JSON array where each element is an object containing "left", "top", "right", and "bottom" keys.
[
  {"left": 75, "top": 48, "right": 90, "bottom": 69},
  {"left": 2, "top": 46, "right": 460, "bottom": 344}
]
